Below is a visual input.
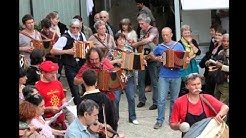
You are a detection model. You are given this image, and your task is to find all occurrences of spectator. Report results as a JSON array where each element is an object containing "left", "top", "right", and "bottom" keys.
[
  {"left": 73, "top": 15, "right": 93, "bottom": 40},
  {"left": 19, "top": 67, "right": 27, "bottom": 104},
  {"left": 26, "top": 48, "right": 45, "bottom": 85},
  {"left": 135, "top": 0, "right": 156, "bottom": 38},
  {"left": 99, "top": 10, "right": 116, "bottom": 37},
  {"left": 216, "top": 9, "right": 229, "bottom": 33},
  {"left": 91, "top": 13, "right": 100, "bottom": 34},
  {"left": 178, "top": 24, "right": 201, "bottom": 97}
]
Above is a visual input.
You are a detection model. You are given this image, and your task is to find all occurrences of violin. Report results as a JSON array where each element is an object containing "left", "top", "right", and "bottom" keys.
[{"left": 88, "top": 121, "right": 118, "bottom": 138}]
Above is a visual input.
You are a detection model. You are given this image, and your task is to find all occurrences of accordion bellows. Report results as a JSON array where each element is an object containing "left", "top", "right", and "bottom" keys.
[
  {"left": 162, "top": 49, "right": 189, "bottom": 69},
  {"left": 97, "top": 68, "right": 126, "bottom": 91},
  {"left": 74, "top": 41, "right": 94, "bottom": 59},
  {"left": 32, "top": 39, "right": 54, "bottom": 55},
  {"left": 121, "top": 52, "right": 145, "bottom": 70}
]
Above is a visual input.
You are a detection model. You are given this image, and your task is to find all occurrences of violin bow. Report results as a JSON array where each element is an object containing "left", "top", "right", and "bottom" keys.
[{"left": 102, "top": 104, "right": 108, "bottom": 138}]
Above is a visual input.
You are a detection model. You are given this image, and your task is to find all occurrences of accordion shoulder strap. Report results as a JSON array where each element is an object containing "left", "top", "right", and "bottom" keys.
[
  {"left": 200, "top": 94, "right": 218, "bottom": 115},
  {"left": 93, "top": 34, "right": 110, "bottom": 49},
  {"left": 19, "top": 30, "right": 35, "bottom": 40},
  {"left": 161, "top": 41, "right": 178, "bottom": 49},
  {"left": 41, "top": 30, "right": 56, "bottom": 40},
  {"left": 41, "top": 33, "right": 49, "bottom": 40},
  {"left": 19, "top": 30, "right": 41, "bottom": 41}
]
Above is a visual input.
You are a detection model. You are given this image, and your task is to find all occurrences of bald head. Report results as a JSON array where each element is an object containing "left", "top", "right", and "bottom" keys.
[{"left": 161, "top": 27, "right": 173, "bottom": 43}]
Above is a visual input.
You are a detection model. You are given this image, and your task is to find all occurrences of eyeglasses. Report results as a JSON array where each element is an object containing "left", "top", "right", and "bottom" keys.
[
  {"left": 71, "top": 26, "right": 80, "bottom": 30},
  {"left": 100, "top": 16, "right": 107, "bottom": 19}
]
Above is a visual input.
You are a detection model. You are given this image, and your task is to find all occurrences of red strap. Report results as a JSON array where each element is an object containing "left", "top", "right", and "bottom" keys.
[{"left": 161, "top": 41, "right": 178, "bottom": 49}]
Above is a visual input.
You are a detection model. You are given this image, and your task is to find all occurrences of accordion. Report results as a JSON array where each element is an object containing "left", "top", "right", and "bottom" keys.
[
  {"left": 97, "top": 68, "right": 126, "bottom": 91},
  {"left": 32, "top": 39, "right": 54, "bottom": 55},
  {"left": 162, "top": 49, "right": 189, "bottom": 69},
  {"left": 73, "top": 41, "right": 94, "bottom": 59},
  {"left": 121, "top": 52, "right": 145, "bottom": 70}
]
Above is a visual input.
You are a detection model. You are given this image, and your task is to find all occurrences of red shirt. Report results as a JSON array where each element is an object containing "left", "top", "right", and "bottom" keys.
[
  {"left": 35, "top": 80, "right": 65, "bottom": 118},
  {"left": 76, "top": 58, "right": 114, "bottom": 78},
  {"left": 76, "top": 58, "right": 116, "bottom": 100},
  {"left": 170, "top": 94, "right": 224, "bottom": 124}
]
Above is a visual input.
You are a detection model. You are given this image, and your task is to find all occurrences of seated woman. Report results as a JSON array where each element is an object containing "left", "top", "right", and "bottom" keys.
[
  {"left": 25, "top": 93, "right": 66, "bottom": 138},
  {"left": 19, "top": 101, "right": 41, "bottom": 138}
]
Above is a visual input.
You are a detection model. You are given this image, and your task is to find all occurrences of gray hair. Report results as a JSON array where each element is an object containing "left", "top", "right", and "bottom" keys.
[
  {"left": 69, "top": 18, "right": 80, "bottom": 27},
  {"left": 222, "top": 33, "right": 229, "bottom": 39},
  {"left": 77, "top": 99, "right": 99, "bottom": 116},
  {"left": 137, "top": 13, "right": 151, "bottom": 24},
  {"left": 180, "top": 24, "right": 192, "bottom": 33},
  {"left": 94, "top": 20, "right": 106, "bottom": 30}
]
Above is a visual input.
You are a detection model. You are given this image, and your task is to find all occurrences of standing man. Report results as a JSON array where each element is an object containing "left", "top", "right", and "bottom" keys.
[
  {"left": 74, "top": 47, "right": 115, "bottom": 101},
  {"left": 19, "top": 14, "right": 42, "bottom": 66},
  {"left": 135, "top": 0, "right": 156, "bottom": 38},
  {"left": 148, "top": 27, "right": 186, "bottom": 129},
  {"left": 50, "top": 18, "right": 87, "bottom": 105},
  {"left": 131, "top": 13, "right": 159, "bottom": 110},
  {"left": 80, "top": 69, "right": 118, "bottom": 132}
]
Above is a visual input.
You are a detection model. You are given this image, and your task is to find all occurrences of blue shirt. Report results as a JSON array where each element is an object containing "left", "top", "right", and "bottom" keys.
[
  {"left": 153, "top": 41, "right": 185, "bottom": 78},
  {"left": 65, "top": 118, "right": 99, "bottom": 138}
]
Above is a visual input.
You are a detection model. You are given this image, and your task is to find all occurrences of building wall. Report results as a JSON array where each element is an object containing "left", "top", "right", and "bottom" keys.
[
  {"left": 181, "top": 10, "right": 211, "bottom": 44},
  {"left": 19, "top": 0, "right": 89, "bottom": 27}
]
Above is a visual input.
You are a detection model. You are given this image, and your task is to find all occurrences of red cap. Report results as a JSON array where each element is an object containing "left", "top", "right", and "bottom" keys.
[{"left": 39, "top": 61, "right": 59, "bottom": 72}]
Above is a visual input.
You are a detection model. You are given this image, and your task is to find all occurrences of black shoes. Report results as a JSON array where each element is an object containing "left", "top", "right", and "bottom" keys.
[
  {"left": 149, "top": 104, "right": 157, "bottom": 110},
  {"left": 137, "top": 102, "right": 145, "bottom": 107},
  {"left": 154, "top": 122, "right": 162, "bottom": 129}
]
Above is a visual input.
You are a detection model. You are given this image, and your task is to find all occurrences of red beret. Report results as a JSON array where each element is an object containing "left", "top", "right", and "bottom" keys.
[{"left": 39, "top": 61, "right": 59, "bottom": 72}]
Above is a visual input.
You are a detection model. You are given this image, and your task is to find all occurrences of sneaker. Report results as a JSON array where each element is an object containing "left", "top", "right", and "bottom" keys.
[
  {"left": 154, "top": 122, "right": 162, "bottom": 129},
  {"left": 149, "top": 104, "right": 157, "bottom": 110},
  {"left": 137, "top": 102, "right": 145, "bottom": 108},
  {"left": 130, "top": 120, "right": 139, "bottom": 125}
]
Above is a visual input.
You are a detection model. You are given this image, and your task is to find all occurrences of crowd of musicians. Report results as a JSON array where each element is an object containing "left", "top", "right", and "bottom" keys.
[{"left": 19, "top": 1, "right": 229, "bottom": 137}]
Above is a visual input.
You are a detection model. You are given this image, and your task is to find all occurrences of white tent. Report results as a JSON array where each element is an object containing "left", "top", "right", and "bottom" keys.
[{"left": 180, "top": 0, "right": 229, "bottom": 11}]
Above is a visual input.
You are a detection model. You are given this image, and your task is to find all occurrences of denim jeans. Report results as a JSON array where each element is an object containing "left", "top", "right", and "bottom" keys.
[
  {"left": 114, "top": 76, "right": 136, "bottom": 121},
  {"left": 138, "top": 61, "right": 158, "bottom": 105},
  {"left": 156, "top": 77, "right": 181, "bottom": 124}
]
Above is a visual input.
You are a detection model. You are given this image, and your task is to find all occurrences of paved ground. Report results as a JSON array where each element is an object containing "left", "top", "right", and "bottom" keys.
[{"left": 61, "top": 75, "right": 182, "bottom": 138}]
